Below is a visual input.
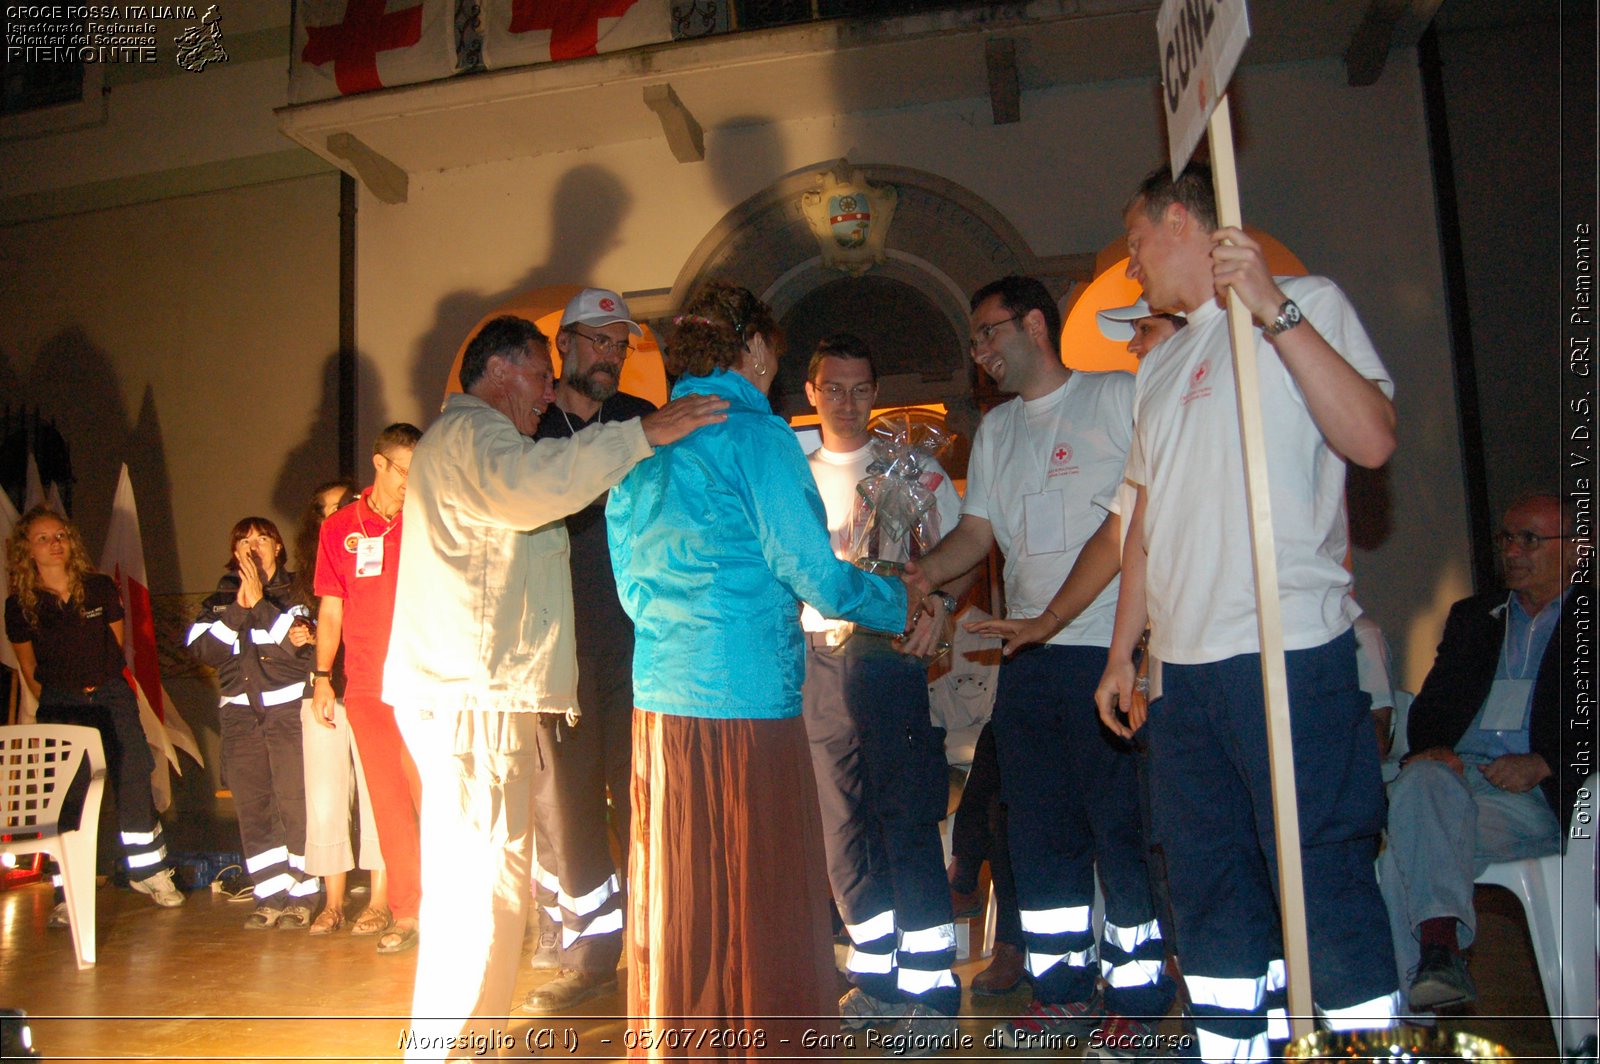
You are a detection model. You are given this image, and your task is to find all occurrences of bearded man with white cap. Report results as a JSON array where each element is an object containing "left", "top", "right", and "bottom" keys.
[{"left": 522, "top": 288, "right": 657, "bottom": 1013}]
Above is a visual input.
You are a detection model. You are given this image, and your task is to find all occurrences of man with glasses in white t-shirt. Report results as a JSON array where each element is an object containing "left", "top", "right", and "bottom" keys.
[
  {"left": 907, "top": 275, "right": 1175, "bottom": 1054},
  {"left": 799, "top": 333, "right": 968, "bottom": 1043}
]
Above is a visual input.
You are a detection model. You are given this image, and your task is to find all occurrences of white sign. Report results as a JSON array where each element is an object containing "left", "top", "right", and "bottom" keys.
[{"left": 1158, "top": 0, "right": 1252, "bottom": 175}]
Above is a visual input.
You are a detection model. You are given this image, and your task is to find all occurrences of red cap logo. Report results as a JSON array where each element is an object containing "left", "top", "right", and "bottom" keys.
[{"left": 599, "top": 298, "right": 616, "bottom": 312}]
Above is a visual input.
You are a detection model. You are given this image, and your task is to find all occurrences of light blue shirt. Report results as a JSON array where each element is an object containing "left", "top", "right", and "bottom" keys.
[
  {"left": 607, "top": 369, "right": 906, "bottom": 719},
  {"left": 1456, "top": 588, "right": 1567, "bottom": 763}
]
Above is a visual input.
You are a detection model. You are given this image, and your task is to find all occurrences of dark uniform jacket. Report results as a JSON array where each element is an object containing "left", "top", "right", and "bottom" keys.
[{"left": 1407, "top": 586, "right": 1594, "bottom": 835}]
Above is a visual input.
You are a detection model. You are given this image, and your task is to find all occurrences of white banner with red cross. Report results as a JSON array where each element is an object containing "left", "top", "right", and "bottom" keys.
[
  {"left": 481, "top": 0, "right": 671, "bottom": 70},
  {"left": 291, "top": 0, "right": 459, "bottom": 104}
]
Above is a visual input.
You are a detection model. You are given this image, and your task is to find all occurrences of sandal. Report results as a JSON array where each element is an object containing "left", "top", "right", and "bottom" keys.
[
  {"left": 350, "top": 906, "right": 393, "bottom": 937},
  {"left": 307, "top": 907, "right": 344, "bottom": 936},
  {"left": 377, "top": 920, "right": 419, "bottom": 955}
]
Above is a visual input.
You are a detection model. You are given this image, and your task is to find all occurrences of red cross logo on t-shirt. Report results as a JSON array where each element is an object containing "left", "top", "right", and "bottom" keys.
[
  {"left": 509, "top": 0, "right": 639, "bottom": 60},
  {"left": 302, "top": 0, "right": 423, "bottom": 96},
  {"left": 1191, "top": 360, "right": 1211, "bottom": 387}
]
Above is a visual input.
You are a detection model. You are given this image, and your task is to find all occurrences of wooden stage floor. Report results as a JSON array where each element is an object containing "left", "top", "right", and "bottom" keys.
[{"left": 0, "top": 877, "right": 1562, "bottom": 1062}]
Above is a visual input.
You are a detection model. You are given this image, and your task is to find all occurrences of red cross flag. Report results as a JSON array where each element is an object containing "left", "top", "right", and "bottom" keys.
[
  {"left": 483, "top": 0, "right": 670, "bottom": 71},
  {"left": 292, "top": 0, "right": 458, "bottom": 104},
  {"left": 100, "top": 464, "right": 203, "bottom": 811}
]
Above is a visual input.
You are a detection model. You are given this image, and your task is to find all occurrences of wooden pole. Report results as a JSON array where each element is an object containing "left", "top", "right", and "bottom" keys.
[{"left": 1206, "top": 95, "right": 1315, "bottom": 1041}]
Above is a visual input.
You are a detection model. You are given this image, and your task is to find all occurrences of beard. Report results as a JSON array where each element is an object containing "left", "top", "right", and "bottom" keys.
[{"left": 565, "top": 364, "right": 620, "bottom": 402}]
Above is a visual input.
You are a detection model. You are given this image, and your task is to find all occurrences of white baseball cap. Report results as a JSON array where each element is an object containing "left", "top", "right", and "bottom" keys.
[
  {"left": 561, "top": 288, "right": 643, "bottom": 335},
  {"left": 1095, "top": 298, "right": 1155, "bottom": 342}
]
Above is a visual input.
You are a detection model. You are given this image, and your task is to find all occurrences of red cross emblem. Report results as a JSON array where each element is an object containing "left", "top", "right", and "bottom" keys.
[
  {"left": 1191, "top": 360, "right": 1211, "bottom": 387},
  {"left": 302, "top": 0, "right": 423, "bottom": 96},
  {"left": 1052, "top": 443, "right": 1074, "bottom": 464},
  {"left": 509, "top": 0, "right": 639, "bottom": 61}
]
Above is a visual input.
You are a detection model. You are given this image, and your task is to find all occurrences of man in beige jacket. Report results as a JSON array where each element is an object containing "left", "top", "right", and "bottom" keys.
[{"left": 385, "top": 315, "right": 725, "bottom": 1060}]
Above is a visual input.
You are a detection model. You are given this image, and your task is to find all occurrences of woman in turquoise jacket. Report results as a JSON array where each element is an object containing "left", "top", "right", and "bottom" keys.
[{"left": 607, "top": 282, "right": 909, "bottom": 1057}]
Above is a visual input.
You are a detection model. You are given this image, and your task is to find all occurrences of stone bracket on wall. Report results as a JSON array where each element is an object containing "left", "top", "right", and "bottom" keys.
[
  {"left": 326, "top": 133, "right": 408, "bottom": 205},
  {"left": 986, "top": 37, "right": 1021, "bottom": 125},
  {"left": 1343, "top": 0, "right": 1446, "bottom": 86},
  {"left": 643, "top": 83, "right": 706, "bottom": 163}
]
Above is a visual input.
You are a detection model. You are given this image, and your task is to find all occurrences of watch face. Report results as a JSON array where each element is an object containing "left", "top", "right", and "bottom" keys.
[{"left": 1283, "top": 301, "right": 1302, "bottom": 325}]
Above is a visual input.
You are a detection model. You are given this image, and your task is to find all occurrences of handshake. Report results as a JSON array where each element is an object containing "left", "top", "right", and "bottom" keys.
[{"left": 895, "top": 560, "right": 951, "bottom": 660}]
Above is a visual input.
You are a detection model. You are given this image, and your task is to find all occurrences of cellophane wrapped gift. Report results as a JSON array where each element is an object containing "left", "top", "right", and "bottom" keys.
[{"left": 845, "top": 409, "right": 954, "bottom": 576}]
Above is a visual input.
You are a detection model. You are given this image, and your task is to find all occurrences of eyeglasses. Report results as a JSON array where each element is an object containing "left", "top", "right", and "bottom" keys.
[
  {"left": 568, "top": 326, "right": 634, "bottom": 358},
  {"left": 30, "top": 531, "right": 68, "bottom": 546},
  {"left": 969, "top": 314, "right": 1022, "bottom": 351},
  {"left": 1494, "top": 529, "right": 1569, "bottom": 552},
  {"left": 380, "top": 455, "right": 409, "bottom": 479},
  {"left": 815, "top": 383, "right": 875, "bottom": 403}
]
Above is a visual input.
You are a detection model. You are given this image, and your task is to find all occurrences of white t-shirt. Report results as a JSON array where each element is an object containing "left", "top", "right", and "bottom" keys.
[
  {"left": 801, "top": 440, "right": 962, "bottom": 633},
  {"left": 1124, "top": 275, "right": 1394, "bottom": 665},
  {"left": 962, "top": 371, "right": 1135, "bottom": 647}
]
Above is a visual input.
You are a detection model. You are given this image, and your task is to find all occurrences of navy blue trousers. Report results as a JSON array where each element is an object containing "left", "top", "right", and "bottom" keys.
[
  {"left": 992, "top": 644, "right": 1174, "bottom": 1018},
  {"left": 804, "top": 633, "right": 958, "bottom": 1015},
  {"left": 1149, "top": 630, "right": 1398, "bottom": 1053}
]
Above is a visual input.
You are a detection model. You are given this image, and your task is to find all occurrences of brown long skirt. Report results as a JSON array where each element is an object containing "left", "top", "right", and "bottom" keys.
[{"left": 628, "top": 709, "right": 838, "bottom": 1060}]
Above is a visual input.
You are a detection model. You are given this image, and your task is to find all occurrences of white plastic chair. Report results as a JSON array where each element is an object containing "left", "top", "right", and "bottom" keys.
[
  {"left": 1474, "top": 771, "right": 1598, "bottom": 1056},
  {"left": 0, "top": 725, "right": 106, "bottom": 969}
]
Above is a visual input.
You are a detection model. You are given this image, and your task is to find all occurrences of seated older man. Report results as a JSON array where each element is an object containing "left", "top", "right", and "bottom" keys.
[{"left": 1379, "top": 491, "right": 1588, "bottom": 1011}]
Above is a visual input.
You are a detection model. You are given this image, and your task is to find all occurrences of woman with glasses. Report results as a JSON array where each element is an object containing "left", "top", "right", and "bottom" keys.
[
  {"left": 606, "top": 282, "right": 911, "bottom": 1057},
  {"left": 5, "top": 506, "right": 185, "bottom": 926},
  {"left": 187, "top": 516, "right": 318, "bottom": 930}
]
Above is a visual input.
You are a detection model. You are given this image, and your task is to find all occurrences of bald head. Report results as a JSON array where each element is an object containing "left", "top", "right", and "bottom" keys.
[{"left": 1497, "top": 493, "right": 1575, "bottom": 614}]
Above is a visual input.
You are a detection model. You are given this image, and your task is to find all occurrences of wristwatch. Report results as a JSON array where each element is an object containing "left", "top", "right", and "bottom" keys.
[
  {"left": 311, "top": 669, "right": 332, "bottom": 681},
  {"left": 1262, "top": 298, "right": 1303, "bottom": 338},
  {"left": 929, "top": 590, "right": 959, "bottom": 614}
]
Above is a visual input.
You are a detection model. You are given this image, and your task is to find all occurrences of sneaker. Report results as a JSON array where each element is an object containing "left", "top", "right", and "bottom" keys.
[
  {"left": 518, "top": 968, "right": 618, "bottom": 1015},
  {"left": 994, "top": 997, "right": 1105, "bottom": 1050},
  {"left": 531, "top": 909, "right": 561, "bottom": 970},
  {"left": 1085, "top": 1013, "right": 1157, "bottom": 1060},
  {"left": 1408, "top": 944, "right": 1476, "bottom": 1010},
  {"left": 131, "top": 868, "right": 185, "bottom": 908},
  {"left": 47, "top": 902, "right": 70, "bottom": 929},
  {"left": 243, "top": 905, "right": 283, "bottom": 930},
  {"left": 880, "top": 1003, "right": 959, "bottom": 1057},
  {"left": 840, "top": 986, "right": 912, "bottom": 1031}
]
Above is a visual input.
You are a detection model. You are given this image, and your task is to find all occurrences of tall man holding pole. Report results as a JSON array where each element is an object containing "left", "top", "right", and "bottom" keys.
[{"left": 1096, "top": 164, "right": 1401, "bottom": 1062}]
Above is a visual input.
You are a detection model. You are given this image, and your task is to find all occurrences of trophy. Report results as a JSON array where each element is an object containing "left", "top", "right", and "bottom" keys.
[{"left": 843, "top": 409, "right": 955, "bottom": 656}]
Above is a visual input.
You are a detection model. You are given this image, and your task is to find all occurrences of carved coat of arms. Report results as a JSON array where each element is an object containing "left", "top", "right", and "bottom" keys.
[{"left": 801, "top": 162, "right": 898, "bottom": 276}]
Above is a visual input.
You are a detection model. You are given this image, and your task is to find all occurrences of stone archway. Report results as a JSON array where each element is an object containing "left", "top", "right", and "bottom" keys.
[{"left": 640, "top": 160, "right": 1090, "bottom": 417}]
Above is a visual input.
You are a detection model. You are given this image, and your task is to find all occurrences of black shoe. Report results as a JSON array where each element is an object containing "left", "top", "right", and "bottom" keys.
[
  {"left": 530, "top": 909, "right": 561, "bottom": 970},
  {"left": 1408, "top": 944, "right": 1476, "bottom": 1010}
]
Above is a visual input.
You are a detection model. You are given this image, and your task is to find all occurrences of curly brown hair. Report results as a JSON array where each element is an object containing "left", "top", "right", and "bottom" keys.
[
  {"left": 6, "top": 506, "right": 95, "bottom": 626},
  {"left": 666, "top": 281, "right": 782, "bottom": 378}
]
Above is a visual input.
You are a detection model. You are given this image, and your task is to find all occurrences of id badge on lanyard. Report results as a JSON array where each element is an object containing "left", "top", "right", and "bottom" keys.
[
  {"left": 1023, "top": 490, "right": 1066, "bottom": 556},
  {"left": 1479, "top": 677, "right": 1532, "bottom": 732},
  {"left": 355, "top": 536, "right": 385, "bottom": 578}
]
